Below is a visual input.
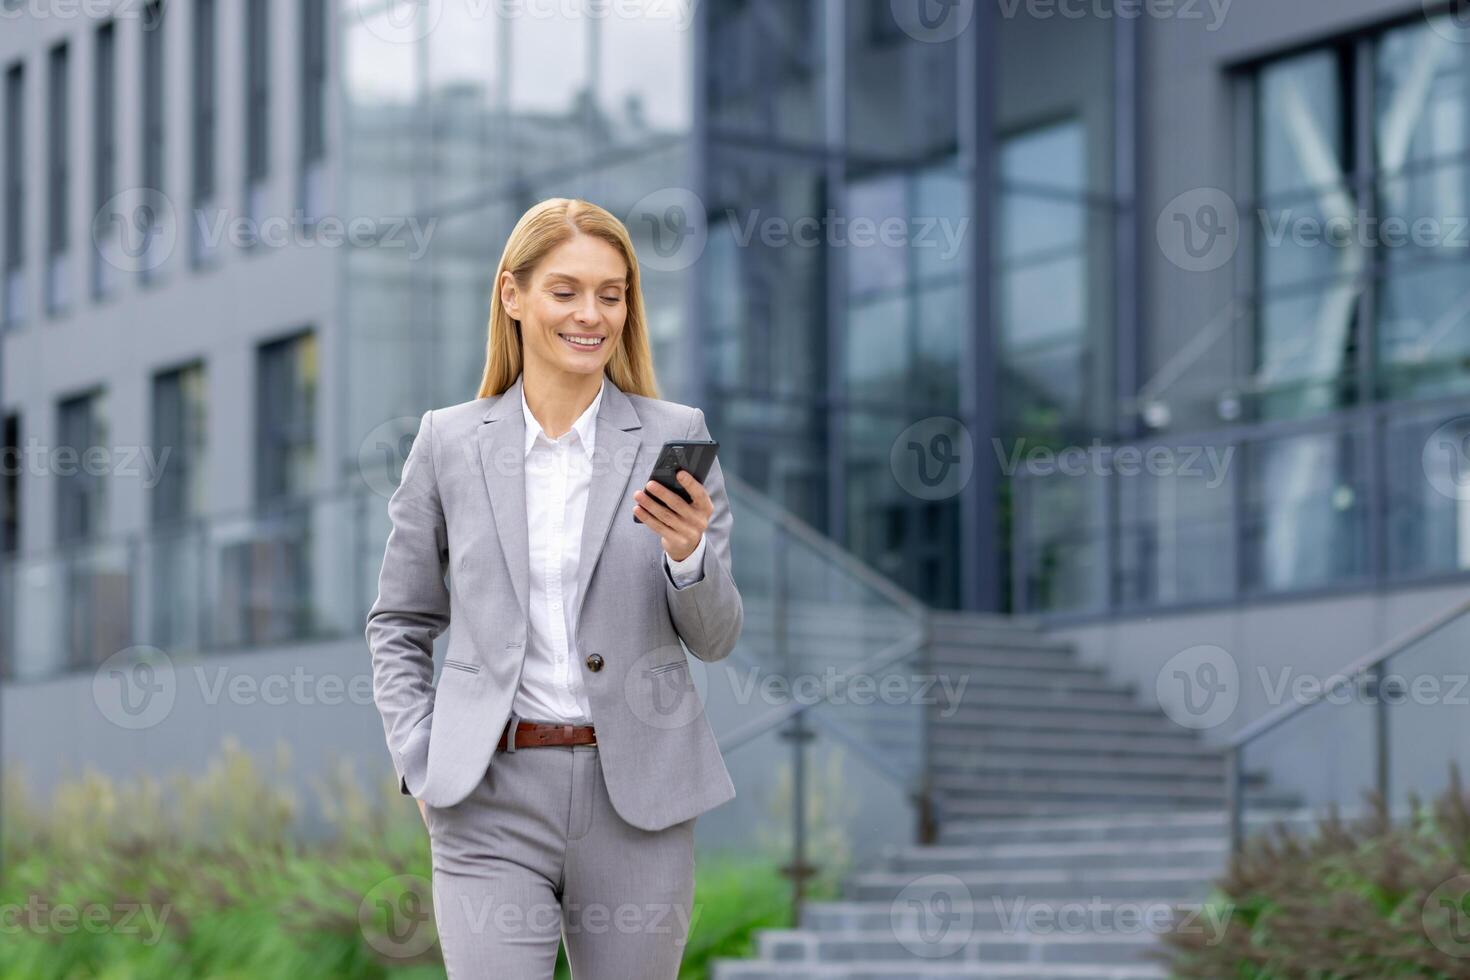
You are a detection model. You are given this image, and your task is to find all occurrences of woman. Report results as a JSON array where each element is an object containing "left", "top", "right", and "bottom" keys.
[{"left": 365, "top": 198, "right": 743, "bottom": 978}]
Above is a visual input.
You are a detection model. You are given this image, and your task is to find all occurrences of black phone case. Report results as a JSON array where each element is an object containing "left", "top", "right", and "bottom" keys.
[{"left": 633, "top": 440, "right": 720, "bottom": 523}]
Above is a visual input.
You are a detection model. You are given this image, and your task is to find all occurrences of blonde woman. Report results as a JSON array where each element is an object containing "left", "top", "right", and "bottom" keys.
[{"left": 366, "top": 198, "right": 743, "bottom": 977}]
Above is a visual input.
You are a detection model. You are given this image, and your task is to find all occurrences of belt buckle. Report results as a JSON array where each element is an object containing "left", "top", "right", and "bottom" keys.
[{"left": 505, "top": 714, "right": 520, "bottom": 753}]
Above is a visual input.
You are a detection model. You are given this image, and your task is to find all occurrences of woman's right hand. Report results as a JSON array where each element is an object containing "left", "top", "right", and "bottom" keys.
[{"left": 417, "top": 798, "right": 429, "bottom": 829}]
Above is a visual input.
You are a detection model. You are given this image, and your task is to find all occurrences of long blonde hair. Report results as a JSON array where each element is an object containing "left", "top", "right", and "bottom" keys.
[{"left": 476, "top": 198, "right": 660, "bottom": 400}]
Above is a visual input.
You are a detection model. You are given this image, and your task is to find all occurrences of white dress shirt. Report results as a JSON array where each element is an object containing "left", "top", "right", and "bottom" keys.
[{"left": 512, "top": 375, "right": 708, "bottom": 724}]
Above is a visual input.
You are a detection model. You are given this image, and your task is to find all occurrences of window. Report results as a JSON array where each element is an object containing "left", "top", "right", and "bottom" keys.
[
  {"left": 3, "top": 63, "right": 24, "bottom": 328},
  {"left": 996, "top": 119, "right": 1093, "bottom": 433},
  {"left": 1250, "top": 48, "right": 1356, "bottom": 422},
  {"left": 236, "top": 333, "right": 316, "bottom": 647},
  {"left": 56, "top": 391, "right": 108, "bottom": 546},
  {"left": 1374, "top": 18, "right": 1470, "bottom": 402},
  {"left": 93, "top": 21, "right": 117, "bottom": 299},
  {"left": 300, "top": 0, "right": 327, "bottom": 225},
  {"left": 151, "top": 363, "right": 208, "bottom": 524},
  {"left": 1247, "top": 16, "right": 1470, "bottom": 419},
  {"left": 46, "top": 43, "right": 69, "bottom": 315},
  {"left": 245, "top": 0, "right": 271, "bottom": 240},
  {"left": 191, "top": 0, "right": 217, "bottom": 267},
  {"left": 140, "top": 0, "right": 166, "bottom": 281},
  {"left": 150, "top": 365, "right": 207, "bottom": 650},
  {"left": 256, "top": 332, "right": 317, "bottom": 502}
]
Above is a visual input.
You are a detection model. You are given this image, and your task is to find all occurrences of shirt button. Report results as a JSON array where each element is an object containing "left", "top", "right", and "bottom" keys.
[{"left": 585, "top": 653, "right": 603, "bottom": 672}]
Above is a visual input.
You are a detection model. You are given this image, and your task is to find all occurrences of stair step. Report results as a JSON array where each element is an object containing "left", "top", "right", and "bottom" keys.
[
  {"left": 939, "top": 788, "right": 1295, "bottom": 815},
  {"left": 937, "top": 689, "right": 1159, "bottom": 715},
  {"left": 924, "top": 728, "right": 1216, "bottom": 756},
  {"left": 930, "top": 708, "right": 1185, "bottom": 736},
  {"left": 879, "top": 837, "right": 1227, "bottom": 873},
  {"left": 936, "top": 808, "right": 1311, "bottom": 845},
  {"left": 933, "top": 667, "right": 1131, "bottom": 696},
  {"left": 932, "top": 799, "right": 1226, "bottom": 821},
  {"left": 848, "top": 866, "right": 1213, "bottom": 902},
  {"left": 714, "top": 961, "right": 1168, "bottom": 979},
  {"left": 754, "top": 927, "right": 1167, "bottom": 966},
  {"left": 928, "top": 608, "right": 1043, "bottom": 631},
  {"left": 929, "top": 635, "right": 1078, "bottom": 657},
  {"left": 929, "top": 623, "right": 1073, "bottom": 652},
  {"left": 929, "top": 752, "right": 1228, "bottom": 781},
  {"left": 800, "top": 898, "right": 1205, "bottom": 935},
  {"left": 933, "top": 773, "right": 1237, "bottom": 801}
]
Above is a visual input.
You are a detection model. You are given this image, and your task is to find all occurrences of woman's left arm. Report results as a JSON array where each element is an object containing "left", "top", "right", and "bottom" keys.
[{"left": 633, "top": 407, "right": 744, "bottom": 662}]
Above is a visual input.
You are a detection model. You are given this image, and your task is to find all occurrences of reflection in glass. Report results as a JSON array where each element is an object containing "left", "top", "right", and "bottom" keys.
[
  {"left": 1253, "top": 50, "right": 1358, "bottom": 422},
  {"left": 1375, "top": 20, "right": 1470, "bottom": 400},
  {"left": 1243, "top": 429, "right": 1367, "bottom": 592},
  {"left": 1387, "top": 410, "right": 1470, "bottom": 578},
  {"left": 996, "top": 120, "right": 1096, "bottom": 432}
]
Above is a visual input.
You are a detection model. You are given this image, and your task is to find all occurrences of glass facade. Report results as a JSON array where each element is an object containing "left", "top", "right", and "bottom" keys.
[
  {"left": 334, "top": 0, "right": 1126, "bottom": 612},
  {"left": 1020, "top": 9, "right": 1470, "bottom": 616},
  {"left": 340, "top": 0, "right": 696, "bottom": 496},
  {"left": 12, "top": 0, "right": 1469, "bottom": 648}
]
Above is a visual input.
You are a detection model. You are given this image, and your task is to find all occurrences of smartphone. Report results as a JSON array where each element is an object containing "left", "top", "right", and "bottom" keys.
[{"left": 633, "top": 440, "right": 720, "bottom": 523}]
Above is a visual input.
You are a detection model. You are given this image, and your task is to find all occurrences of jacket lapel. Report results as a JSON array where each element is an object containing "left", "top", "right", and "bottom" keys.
[{"left": 475, "top": 372, "right": 644, "bottom": 629}]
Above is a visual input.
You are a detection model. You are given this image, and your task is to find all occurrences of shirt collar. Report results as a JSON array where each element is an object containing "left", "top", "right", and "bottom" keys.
[{"left": 522, "top": 375, "right": 606, "bottom": 459}]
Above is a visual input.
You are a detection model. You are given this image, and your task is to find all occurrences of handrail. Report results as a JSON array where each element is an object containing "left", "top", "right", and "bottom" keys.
[
  {"left": 0, "top": 487, "right": 354, "bottom": 567},
  {"left": 726, "top": 472, "right": 930, "bottom": 620},
  {"left": 1226, "top": 592, "right": 1470, "bottom": 751},
  {"left": 1224, "top": 591, "right": 1470, "bottom": 855},
  {"left": 1016, "top": 386, "right": 1470, "bottom": 472},
  {"left": 717, "top": 626, "right": 929, "bottom": 754}
]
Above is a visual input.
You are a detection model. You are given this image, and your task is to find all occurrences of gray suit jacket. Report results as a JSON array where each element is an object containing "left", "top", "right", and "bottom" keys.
[{"left": 365, "top": 372, "right": 742, "bottom": 831}]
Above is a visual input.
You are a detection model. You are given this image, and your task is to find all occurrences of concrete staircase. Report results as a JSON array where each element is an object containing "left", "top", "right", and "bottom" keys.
[{"left": 711, "top": 610, "right": 1294, "bottom": 979}]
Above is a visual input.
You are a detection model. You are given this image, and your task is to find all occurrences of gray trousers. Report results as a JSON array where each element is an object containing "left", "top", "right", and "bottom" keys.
[{"left": 424, "top": 716, "right": 697, "bottom": 979}]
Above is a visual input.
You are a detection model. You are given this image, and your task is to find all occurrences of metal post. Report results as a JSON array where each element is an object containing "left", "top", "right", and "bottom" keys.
[
  {"left": 1372, "top": 666, "right": 1391, "bottom": 815},
  {"left": 1225, "top": 745, "right": 1243, "bottom": 859},
  {"left": 916, "top": 613, "right": 936, "bottom": 845},
  {"left": 961, "top": 0, "right": 1000, "bottom": 612},
  {"left": 773, "top": 528, "right": 815, "bottom": 916}
]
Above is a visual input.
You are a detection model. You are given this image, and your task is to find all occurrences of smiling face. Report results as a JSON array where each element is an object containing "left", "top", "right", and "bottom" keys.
[{"left": 501, "top": 231, "right": 629, "bottom": 381}]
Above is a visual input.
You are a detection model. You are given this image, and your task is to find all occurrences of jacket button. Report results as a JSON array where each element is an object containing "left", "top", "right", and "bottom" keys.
[{"left": 585, "top": 653, "right": 604, "bottom": 672}]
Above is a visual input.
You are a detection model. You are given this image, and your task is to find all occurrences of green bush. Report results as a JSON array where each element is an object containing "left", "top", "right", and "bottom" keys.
[
  {"left": 0, "top": 738, "right": 838, "bottom": 979},
  {"left": 1161, "top": 765, "right": 1470, "bottom": 979}
]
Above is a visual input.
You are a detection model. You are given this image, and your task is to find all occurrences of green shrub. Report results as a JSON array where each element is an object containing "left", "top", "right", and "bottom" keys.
[
  {"left": 1, "top": 738, "right": 838, "bottom": 979},
  {"left": 1161, "top": 765, "right": 1470, "bottom": 979}
]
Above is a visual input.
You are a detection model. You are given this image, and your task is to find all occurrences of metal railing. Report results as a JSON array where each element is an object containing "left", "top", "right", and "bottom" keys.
[
  {"left": 1014, "top": 391, "right": 1470, "bottom": 620},
  {"left": 0, "top": 476, "right": 934, "bottom": 899},
  {"left": 0, "top": 472, "right": 938, "bottom": 913},
  {"left": 0, "top": 489, "right": 374, "bottom": 680},
  {"left": 1223, "top": 593, "right": 1470, "bottom": 856},
  {"left": 717, "top": 473, "right": 935, "bottom": 907}
]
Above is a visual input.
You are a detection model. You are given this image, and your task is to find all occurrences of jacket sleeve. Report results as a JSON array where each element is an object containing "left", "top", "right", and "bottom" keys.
[
  {"left": 663, "top": 407, "right": 744, "bottom": 662},
  {"left": 365, "top": 408, "right": 449, "bottom": 797}
]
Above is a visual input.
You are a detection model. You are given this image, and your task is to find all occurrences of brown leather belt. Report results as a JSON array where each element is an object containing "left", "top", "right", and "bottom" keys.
[{"left": 497, "top": 719, "right": 597, "bottom": 751}]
